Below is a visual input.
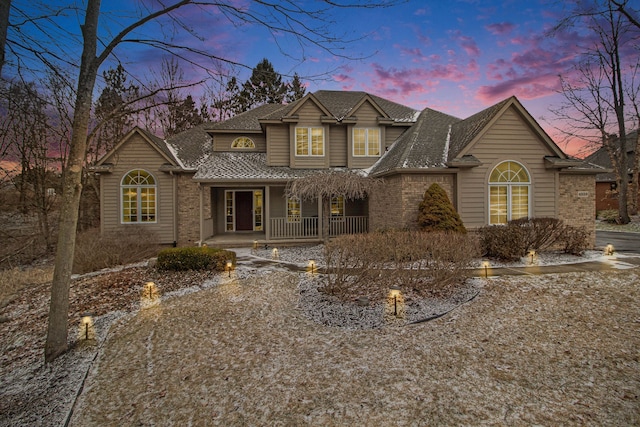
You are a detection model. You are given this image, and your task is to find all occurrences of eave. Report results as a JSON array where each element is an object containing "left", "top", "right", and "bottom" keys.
[
  {"left": 446, "top": 155, "right": 482, "bottom": 168},
  {"left": 544, "top": 156, "right": 584, "bottom": 169},
  {"left": 88, "top": 164, "right": 113, "bottom": 174}
]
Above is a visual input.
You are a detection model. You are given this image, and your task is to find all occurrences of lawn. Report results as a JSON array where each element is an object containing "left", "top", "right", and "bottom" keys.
[{"left": 1, "top": 249, "right": 639, "bottom": 426}]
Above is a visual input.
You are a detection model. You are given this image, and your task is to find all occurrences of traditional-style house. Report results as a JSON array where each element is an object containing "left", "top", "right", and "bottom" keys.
[
  {"left": 584, "top": 130, "right": 639, "bottom": 212},
  {"left": 92, "top": 90, "right": 601, "bottom": 247}
]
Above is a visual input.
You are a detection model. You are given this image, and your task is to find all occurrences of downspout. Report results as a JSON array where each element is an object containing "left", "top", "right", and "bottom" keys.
[
  {"left": 171, "top": 171, "right": 178, "bottom": 246},
  {"left": 199, "top": 183, "right": 204, "bottom": 246}
]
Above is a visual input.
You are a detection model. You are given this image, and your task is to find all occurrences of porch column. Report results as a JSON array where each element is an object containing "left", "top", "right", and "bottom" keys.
[
  {"left": 265, "top": 185, "right": 271, "bottom": 241},
  {"left": 317, "top": 193, "right": 323, "bottom": 239}
]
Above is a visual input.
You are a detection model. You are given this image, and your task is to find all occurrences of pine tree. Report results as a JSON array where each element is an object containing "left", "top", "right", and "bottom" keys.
[
  {"left": 166, "top": 94, "right": 203, "bottom": 137},
  {"left": 286, "top": 72, "right": 306, "bottom": 103},
  {"left": 417, "top": 183, "right": 466, "bottom": 233},
  {"left": 237, "top": 58, "right": 287, "bottom": 112}
]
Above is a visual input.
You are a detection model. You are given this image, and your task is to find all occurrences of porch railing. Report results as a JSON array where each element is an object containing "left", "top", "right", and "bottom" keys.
[{"left": 270, "top": 216, "right": 368, "bottom": 239}]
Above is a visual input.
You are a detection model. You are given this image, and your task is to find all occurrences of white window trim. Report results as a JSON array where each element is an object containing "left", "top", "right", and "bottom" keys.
[
  {"left": 330, "top": 195, "right": 345, "bottom": 221},
  {"left": 352, "top": 127, "right": 381, "bottom": 157},
  {"left": 286, "top": 197, "right": 301, "bottom": 223},
  {"left": 295, "top": 126, "right": 325, "bottom": 157},
  {"left": 120, "top": 169, "right": 157, "bottom": 224},
  {"left": 488, "top": 161, "right": 531, "bottom": 225}
]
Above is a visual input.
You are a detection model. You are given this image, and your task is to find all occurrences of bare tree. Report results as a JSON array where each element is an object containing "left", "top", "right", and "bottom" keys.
[
  {"left": 552, "top": 0, "right": 639, "bottom": 222},
  {"left": 0, "top": 0, "right": 10, "bottom": 77},
  {"left": 285, "top": 171, "right": 379, "bottom": 242},
  {"left": 9, "top": 0, "right": 402, "bottom": 362}
]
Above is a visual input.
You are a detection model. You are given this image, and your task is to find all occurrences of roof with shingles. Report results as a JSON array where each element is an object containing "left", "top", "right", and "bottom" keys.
[
  {"left": 206, "top": 104, "right": 287, "bottom": 131},
  {"left": 584, "top": 130, "right": 638, "bottom": 181},
  {"left": 193, "top": 152, "right": 350, "bottom": 181},
  {"left": 243, "top": 90, "right": 419, "bottom": 124},
  {"left": 448, "top": 97, "right": 512, "bottom": 160},
  {"left": 368, "top": 108, "right": 461, "bottom": 175},
  {"left": 165, "top": 122, "right": 214, "bottom": 169}
]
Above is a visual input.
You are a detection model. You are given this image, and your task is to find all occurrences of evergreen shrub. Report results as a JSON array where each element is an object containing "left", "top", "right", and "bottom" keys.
[{"left": 417, "top": 183, "right": 466, "bottom": 233}]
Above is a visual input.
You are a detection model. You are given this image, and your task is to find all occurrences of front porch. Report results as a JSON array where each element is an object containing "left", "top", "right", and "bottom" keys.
[
  {"left": 203, "top": 216, "right": 368, "bottom": 247},
  {"left": 199, "top": 184, "right": 369, "bottom": 246}
]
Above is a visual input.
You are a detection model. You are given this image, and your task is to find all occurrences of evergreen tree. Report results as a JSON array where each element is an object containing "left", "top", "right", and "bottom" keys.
[
  {"left": 237, "top": 58, "right": 287, "bottom": 112},
  {"left": 93, "top": 65, "right": 139, "bottom": 161},
  {"left": 286, "top": 72, "right": 306, "bottom": 103},
  {"left": 166, "top": 94, "right": 203, "bottom": 136},
  {"left": 417, "top": 183, "right": 466, "bottom": 233}
]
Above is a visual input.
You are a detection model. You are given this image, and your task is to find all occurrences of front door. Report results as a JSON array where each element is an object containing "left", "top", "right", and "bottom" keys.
[{"left": 235, "top": 191, "right": 254, "bottom": 231}]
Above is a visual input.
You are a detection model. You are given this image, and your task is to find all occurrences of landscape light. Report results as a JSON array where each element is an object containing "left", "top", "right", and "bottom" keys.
[
  {"left": 529, "top": 250, "right": 536, "bottom": 265},
  {"left": 226, "top": 261, "right": 233, "bottom": 277},
  {"left": 482, "top": 260, "right": 490, "bottom": 278},
  {"left": 309, "top": 259, "right": 316, "bottom": 275},
  {"left": 79, "top": 313, "right": 94, "bottom": 341},
  {"left": 272, "top": 248, "right": 279, "bottom": 260},
  {"left": 605, "top": 244, "right": 614, "bottom": 256},
  {"left": 390, "top": 287, "right": 401, "bottom": 316}
]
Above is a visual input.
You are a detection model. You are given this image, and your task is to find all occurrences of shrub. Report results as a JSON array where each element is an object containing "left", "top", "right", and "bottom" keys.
[
  {"left": 73, "top": 227, "right": 161, "bottom": 274},
  {"left": 156, "top": 246, "right": 236, "bottom": 272},
  {"left": 479, "top": 217, "right": 590, "bottom": 260},
  {"left": 597, "top": 209, "right": 619, "bottom": 223},
  {"left": 324, "top": 230, "right": 480, "bottom": 301},
  {"left": 417, "top": 183, "right": 466, "bottom": 233}
]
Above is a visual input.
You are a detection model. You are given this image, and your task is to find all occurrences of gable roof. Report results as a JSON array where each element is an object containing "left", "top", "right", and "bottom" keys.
[
  {"left": 584, "top": 130, "right": 638, "bottom": 181},
  {"left": 206, "top": 104, "right": 287, "bottom": 132},
  {"left": 236, "top": 90, "right": 419, "bottom": 125},
  {"left": 369, "top": 96, "right": 581, "bottom": 177},
  {"left": 95, "top": 126, "right": 178, "bottom": 168},
  {"left": 368, "top": 108, "right": 461, "bottom": 175}
]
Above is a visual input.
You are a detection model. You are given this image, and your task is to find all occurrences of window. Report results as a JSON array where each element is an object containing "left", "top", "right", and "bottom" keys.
[
  {"left": 489, "top": 161, "right": 530, "bottom": 225},
  {"left": 295, "top": 127, "right": 324, "bottom": 156},
  {"left": 287, "top": 197, "right": 301, "bottom": 223},
  {"left": 353, "top": 128, "right": 381, "bottom": 156},
  {"left": 121, "top": 169, "right": 156, "bottom": 223},
  {"left": 331, "top": 196, "right": 344, "bottom": 218},
  {"left": 231, "top": 137, "right": 255, "bottom": 149}
]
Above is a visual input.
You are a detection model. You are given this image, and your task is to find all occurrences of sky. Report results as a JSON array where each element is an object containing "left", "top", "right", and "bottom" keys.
[{"left": 7, "top": 1, "right": 639, "bottom": 157}]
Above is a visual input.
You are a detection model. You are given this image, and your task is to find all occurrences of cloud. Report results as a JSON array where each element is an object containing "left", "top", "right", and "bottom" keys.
[
  {"left": 450, "top": 30, "right": 481, "bottom": 57},
  {"left": 477, "top": 73, "right": 561, "bottom": 101},
  {"left": 485, "top": 22, "right": 516, "bottom": 35}
]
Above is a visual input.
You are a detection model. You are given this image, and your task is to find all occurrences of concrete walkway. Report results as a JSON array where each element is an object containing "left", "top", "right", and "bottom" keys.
[
  {"left": 234, "top": 247, "right": 640, "bottom": 278},
  {"left": 475, "top": 253, "right": 640, "bottom": 278}
]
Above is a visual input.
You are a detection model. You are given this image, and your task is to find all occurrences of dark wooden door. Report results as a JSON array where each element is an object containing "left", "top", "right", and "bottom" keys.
[{"left": 235, "top": 191, "right": 253, "bottom": 231}]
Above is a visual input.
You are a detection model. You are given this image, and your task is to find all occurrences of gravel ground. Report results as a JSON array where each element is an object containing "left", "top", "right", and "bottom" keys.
[{"left": 69, "top": 266, "right": 640, "bottom": 426}]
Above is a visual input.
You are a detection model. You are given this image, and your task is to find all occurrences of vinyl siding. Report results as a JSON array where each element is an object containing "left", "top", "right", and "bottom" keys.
[
  {"left": 385, "top": 127, "right": 407, "bottom": 148},
  {"left": 100, "top": 133, "right": 176, "bottom": 243},
  {"left": 214, "top": 133, "right": 266, "bottom": 151},
  {"left": 266, "top": 125, "right": 289, "bottom": 166},
  {"left": 290, "top": 101, "right": 329, "bottom": 168},
  {"left": 348, "top": 101, "right": 384, "bottom": 169},
  {"left": 457, "top": 107, "right": 559, "bottom": 229},
  {"left": 329, "top": 125, "right": 347, "bottom": 167}
]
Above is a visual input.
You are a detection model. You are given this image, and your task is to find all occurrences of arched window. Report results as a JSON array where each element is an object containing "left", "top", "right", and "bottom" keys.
[
  {"left": 231, "top": 137, "right": 255, "bottom": 149},
  {"left": 121, "top": 169, "right": 156, "bottom": 223},
  {"left": 489, "top": 161, "right": 530, "bottom": 225}
]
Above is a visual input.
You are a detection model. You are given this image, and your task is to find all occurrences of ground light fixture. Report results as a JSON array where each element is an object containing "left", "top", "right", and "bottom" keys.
[
  {"left": 605, "top": 244, "right": 614, "bottom": 256},
  {"left": 389, "top": 287, "right": 401, "bottom": 316},
  {"left": 272, "top": 248, "right": 279, "bottom": 260},
  {"left": 145, "top": 281, "right": 156, "bottom": 299},
  {"left": 226, "top": 261, "right": 233, "bottom": 277},
  {"left": 529, "top": 250, "right": 536, "bottom": 265},
  {"left": 308, "top": 259, "right": 316, "bottom": 275},
  {"left": 79, "top": 313, "right": 95, "bottom": 341},
  {"left": 482, "top": 260, "right": 490, "bottom": 278}
]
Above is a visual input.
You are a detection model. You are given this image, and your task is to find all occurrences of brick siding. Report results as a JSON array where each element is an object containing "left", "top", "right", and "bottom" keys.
[{"left": 558, "top": 174, "right": 596, "bottom": 247}]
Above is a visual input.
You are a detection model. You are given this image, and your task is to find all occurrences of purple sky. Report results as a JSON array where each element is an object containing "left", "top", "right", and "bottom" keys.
[{"left": 10, "top": 0, "right": 633, "bottom": 157}]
